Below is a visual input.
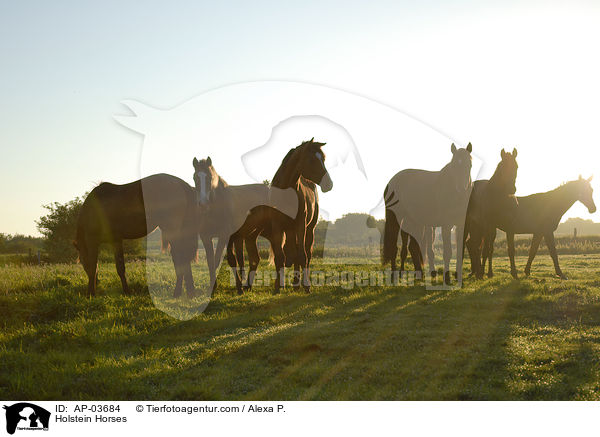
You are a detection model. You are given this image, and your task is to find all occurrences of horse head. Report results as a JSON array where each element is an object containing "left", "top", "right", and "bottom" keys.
[
  {"left": 576, "top": 175, "right": 596, "bottom": 213},
  {"left": 294, "top": 138, "right": 333, "bottom": 192},
  {"left": 192, "top": 156, "right": 220, "bottom": 205},
  {"left": 449, "top": 142, "right": 473, "bottom": 193},
  {"left": 497, "top": 147, "right": 518, "bottom": 195}
]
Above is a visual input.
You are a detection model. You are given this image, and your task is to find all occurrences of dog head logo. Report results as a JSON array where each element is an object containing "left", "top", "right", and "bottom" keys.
[{"left": 3, "top": 403, "right": 50, "bottom": 435}]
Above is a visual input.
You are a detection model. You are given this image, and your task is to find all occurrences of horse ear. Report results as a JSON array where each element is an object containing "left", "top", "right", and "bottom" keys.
[
  {"left": 501, "top": 148, "right": 506, "bottom": 158},
  {"left": 466, "top": 142, "right": 472, "bottom": 153},
  {"left": 310, "top": 137, "right": 314, "bottom": 142},
  {"left": 451, "top": 143, "right": 457, "bottom": 154},
  {"left": 512, "top": 148, "right": 517, "bottom": 157},
  {"left": 193, "top": 157, "right": 198, "bottom": 168},
  {"left": 207, "top": 156, "right": 212, "bottom": 166},
  {"left": 588, "top": 175, "right": 594, "bottom": 182}
]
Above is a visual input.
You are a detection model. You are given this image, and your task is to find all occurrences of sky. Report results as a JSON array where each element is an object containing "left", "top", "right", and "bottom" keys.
[{"left": 1, "top": 0, "right": 600, "bottom": 235}]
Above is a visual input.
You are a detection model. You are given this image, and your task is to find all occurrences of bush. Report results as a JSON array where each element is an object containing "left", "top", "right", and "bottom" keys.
[{"left": 36, "top": 198, "right": 84, "bottom": 263}]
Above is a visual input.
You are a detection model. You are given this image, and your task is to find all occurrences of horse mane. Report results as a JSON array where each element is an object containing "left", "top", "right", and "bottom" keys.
[
  {"left": 301, "top": 176, "right": 316, "bottom": 190},
  {"left": 272, "top": 147, "right": 298, "bottom": 185}
]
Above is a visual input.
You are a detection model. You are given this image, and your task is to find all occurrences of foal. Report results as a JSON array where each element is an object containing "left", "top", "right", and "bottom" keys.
[{"left": 488, "top": 176, "right": 595, "bottom": 279}]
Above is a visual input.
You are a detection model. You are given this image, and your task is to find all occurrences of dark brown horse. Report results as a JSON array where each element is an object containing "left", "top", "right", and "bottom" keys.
[
  {"left": 228, "top": 139, "right": 333, "bottom": 293},
  {"left": 73, "top": 174, "right": 198, "bottom": 297},
  {"left": 484, "top": 176, "right": 595, "bottom": 279},
  {"left": 464, "top": 148, "right": 519, "bottom": 279}
]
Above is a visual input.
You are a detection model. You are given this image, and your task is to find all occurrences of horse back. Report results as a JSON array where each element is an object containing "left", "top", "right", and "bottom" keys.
[{"left": 78, "top": 174, "right": 195, "bottom": 243}]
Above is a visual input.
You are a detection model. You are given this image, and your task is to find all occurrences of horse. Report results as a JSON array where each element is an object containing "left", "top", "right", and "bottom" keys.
[
  {"left": 383, "top": 142, "right": 473, "bottom": 285},
  {"left": 483, "top": 175, "right": 595, "bottom": 279},
  {"left": 73, "top": 174, "right": 198, "bottom": 297},
  {"left": 226, "top": 138, "right": 333, "bottom": 294},
  {"left": 463, "top": 148, "right": 519, "bottom": 279},
  {"left": 192, "top": 157, "right": 298, "bottom": 293}
]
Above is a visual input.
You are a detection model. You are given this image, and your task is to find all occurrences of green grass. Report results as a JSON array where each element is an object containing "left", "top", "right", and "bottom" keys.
[{"left": 2, "top": 253, "right": 600, "bottom": 400}]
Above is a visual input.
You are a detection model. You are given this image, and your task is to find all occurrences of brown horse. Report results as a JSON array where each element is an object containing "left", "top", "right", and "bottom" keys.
[
  {"left": 464, "top": 148, "right": 519, "bottom": 279},
  {"left": 192, "top": 157, "right": 298, "bottom": 293},
  {"left": 73, "top": 174, "right": 198, "bottom": 297},
  {"left": 228, "top": 139, "right": 333, "bottom": 293},
  {"left": 484, "top": 176, "right": 595, "bottom": 279}
]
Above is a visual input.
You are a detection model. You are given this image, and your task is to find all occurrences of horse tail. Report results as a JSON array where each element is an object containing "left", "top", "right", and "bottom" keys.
[
  {"left": 268, "top": 247, "right": 274, "bottom": 266},
  {"left": 382, "top": 186, "right": 400, "bottom": 265},
  {"left": 160, "top": 231, "right": 170, "bottom": 254}
]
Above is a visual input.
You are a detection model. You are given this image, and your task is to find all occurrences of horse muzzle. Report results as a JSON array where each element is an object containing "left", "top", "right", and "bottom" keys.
[
  {"left": 320, "top": 172, "right": 333, "bottom": 193},
  {"left": 589, "top": 204, "right": 597, "bottom": 214}
]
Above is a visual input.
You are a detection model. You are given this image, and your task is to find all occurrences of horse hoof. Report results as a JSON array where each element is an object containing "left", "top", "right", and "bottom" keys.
[
  {"left": 444, "top": 272, "right": 451, "bottom": 285},
  {"left": 173, "top": 289, "right": 183, "bottom": 298},
  {"left": 487, "top": 272, "right": 494, "bottom": 278},
  {"left": 559, "top": 274, "right": 568, "bottom": 280}
]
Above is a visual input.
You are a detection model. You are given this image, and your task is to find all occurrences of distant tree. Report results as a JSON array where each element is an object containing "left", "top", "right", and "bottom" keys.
[
  {"left": 0, "top": 234, "right": 44, "bottom": 254},
  {"left": 36, "top": 197, "right": 84, "bottom": 262},
  {"left": 263, "top": 179, "right": 270, "bottom": 185}
]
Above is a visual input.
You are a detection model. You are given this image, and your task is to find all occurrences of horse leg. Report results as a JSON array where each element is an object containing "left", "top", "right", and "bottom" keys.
[
  {"left": 524, "top": 233, "right": 542, "bottom": 277},
  {"left": 507, "top": 232, "right": 518, "bottom": 279},
  {"left": 201, "top": 235, "right": 216, "bottom": 292},
  {"left": 84, "top": 239, "right": 99, "bottom": 297},
  {"left": 383, "top": 209, "right": 400, "bottom": 283},
  {"left": 169, "top": 243, "right": 185, "bottom": 298},
  {"left": 212, "top": 235, "right": 228, "bottom": 292},
  {"left": 244, "top": 231, "right": 260, "bottom": 291},
  {"left": 545, "top": 232, "right": 566, "bottom": 279},
  {"left": 271, "top": 228, "right": 286, "bottom": 294},
  {"left": 467, "top": 226, "right": 483, "bottom": 280},
  {"left": 303, "top": 227, "right": 315, "bottom": 293},
  {"left": 235, "top": 236, "right": 245, "bottom": 285},
  {"left": 455, "top": 224, "right": 465, "bottom": 285},
  {"left": 226, "top": 235, "right": 243, "bottom": 294},
  {"left": 486, "top": 228, "right": 497, "bottom": 278},
  {"left": 113, "top": 240, "right": 130, "bottom": 295},
  {"left": 427, "top": 227, "right": 436, "bottom": 278},
  {"left": 442, "top": 225, "right": 452, "bottom": 285},
  {"left": 408, "top": 234, "right": 424, "bottom": 281},
  {"left": 400, "top": 230, "right": 409, "bottom": 273},
  {"left": 294, "top": 224, "right": 308, "bottom": 292}
]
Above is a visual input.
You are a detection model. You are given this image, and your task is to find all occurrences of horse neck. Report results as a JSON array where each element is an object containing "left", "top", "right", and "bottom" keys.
[
  {"left": 272, "top": 151, "right": 301, "bottom": 189},
  {"left": 487, "top": 163, "right": 507, "bottom": 193},
  {"left": 438, "top": 162, "right": 469, "bottom": 187},
  {"left": 548, "top": 182, "right": 579, "bottom": 217}
]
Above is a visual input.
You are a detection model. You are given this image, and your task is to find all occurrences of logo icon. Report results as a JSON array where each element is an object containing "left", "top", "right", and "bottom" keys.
[{"left": 3, "top": 403, "right": 50, "bottom": 435}]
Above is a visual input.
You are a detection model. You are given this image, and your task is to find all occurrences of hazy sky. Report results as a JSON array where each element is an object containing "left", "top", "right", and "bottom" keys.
[{"left": 1, "top": 0, "right": 600, "bottom": 235}]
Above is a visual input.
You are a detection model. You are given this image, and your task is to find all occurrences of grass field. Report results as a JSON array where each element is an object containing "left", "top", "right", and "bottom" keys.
[{"left": 2, "top": 252, "right": 600, "bottom": 400}]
